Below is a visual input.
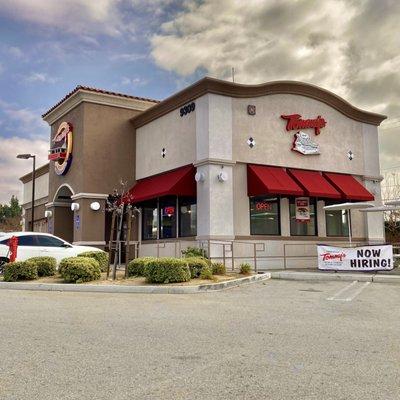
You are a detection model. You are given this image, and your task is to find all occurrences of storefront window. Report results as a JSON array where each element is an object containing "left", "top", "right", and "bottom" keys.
[
  {"left": 142, "top": 201, "right": 158, "bottom": 240},
  {"left": 159, "top": 197, "right": 177, "bottom": 239},
  {"left": 325, "top": 202, "right": 350, "bottom": 237},
  {"left": 289, "top": 198, "right": 317, "bottom": 236},
  {"left": 250, "top": 197, "right": 280, "bottom": 235},
  {"left": 179, "top": 198, "right": 197, "bottom": 237}
]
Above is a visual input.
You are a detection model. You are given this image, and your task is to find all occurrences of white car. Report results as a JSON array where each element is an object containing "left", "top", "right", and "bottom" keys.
[{"left": 0, "top": 232, "right": 104, "bottom": 267}]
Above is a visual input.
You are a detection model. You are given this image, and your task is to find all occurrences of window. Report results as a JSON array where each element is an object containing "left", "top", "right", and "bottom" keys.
[
  {"left": 159, "top": 197, "right": 177, "bottom": 239},
  {"left": 17, "top": 235, "right": 39, "bottom": 246},
  {"left": 142, "top": 200, "right": 158, "bottom": 240},
  {"left": 36, "top": 235, "right": 65, "bottom": 247},
  {"left": 250, "top": 197, "right": 280, "bottom": 235},
  {"left": 179, "top": 197, "right": 197, "bottom": 237},
  {"left": 289, "top": 198, "right": 317, "bottom": 236},
  {"left": 325, "top": 202, "right": 350, "bottom": 237}
]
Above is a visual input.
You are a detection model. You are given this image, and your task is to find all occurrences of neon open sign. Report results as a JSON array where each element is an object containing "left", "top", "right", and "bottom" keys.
[{"left": 255, "top": 201, "right": 273, "bottom": 211}]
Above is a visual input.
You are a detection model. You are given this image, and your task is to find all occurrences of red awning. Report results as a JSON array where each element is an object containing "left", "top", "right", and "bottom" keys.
[
  {"left": 247, "top": 165, "right": 304, "bottom": 196},
  {"left": 323, "top": 172, "right": 374, "bottom": 201},
  {"left": 123, "top": 165, "right": 196, "bottom": 204},
  {"left": 288, "top": 169, "right": 341, "bottom": 199}
]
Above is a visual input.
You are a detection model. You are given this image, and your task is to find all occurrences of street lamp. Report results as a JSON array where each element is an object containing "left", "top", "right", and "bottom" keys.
[{"left": 17, "top": 153, "right": 36, "bottom": 232}]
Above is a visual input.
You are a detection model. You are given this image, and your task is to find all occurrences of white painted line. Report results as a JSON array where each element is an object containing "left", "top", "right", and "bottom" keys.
[
  {"left": 326, "top": 281, "right": 357, "bottom": 301},
  {"left": 342, "top": 281, "right": 371, "bottom": 302}
]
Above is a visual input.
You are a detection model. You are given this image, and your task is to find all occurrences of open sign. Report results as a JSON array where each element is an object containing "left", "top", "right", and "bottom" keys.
[
  {"left": 164, "top": 206, "right": 175, "bottom": 216},
  {"left": 255, "top": 201, "right": 273, "bottom": 211}
]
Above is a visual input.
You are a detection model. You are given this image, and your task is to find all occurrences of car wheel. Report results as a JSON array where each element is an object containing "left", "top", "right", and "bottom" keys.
[{"left": 0, "top": 257, "right": 9, "bottom": 275}]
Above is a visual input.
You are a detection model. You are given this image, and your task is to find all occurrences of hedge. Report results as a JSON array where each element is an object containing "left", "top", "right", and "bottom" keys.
[
  {"left": 59, "top": 257, "right": 101, "bottom": 283},
  {"left": 240, "top": 263, "right": 252, "bottom": 275},
  {"left": 145, "top": 258, "right": 191, "bottom": 284},
  {"left": 78, "top": 251, "right": 109, "bottom": 272},
  {"left": 3, "top": 261, "right": 38, "bottom": 282},
  {"left": 212, "top": 262, "right": 226, "bottom": 275},
  {"left": 26, "top": 257, "right": 56, "bottom": 277},
  {"left": 127, "top": 257, "right": 156, "bottom": 277},
  {"left": 181, "top": 246, "right": 207, "bottom": 259},
  {"left": 185, "top": 257, "right": 209, "bottom": 278},
  {"left": 199, "top": 265, "right": 213, "bottom": 280}
]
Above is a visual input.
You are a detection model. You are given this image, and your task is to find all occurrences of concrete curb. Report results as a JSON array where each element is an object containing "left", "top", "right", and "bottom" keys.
[
  {"left": 0, "top": 273, "right": 271, "bottom": 294},
  {"left": 270, "top": 270, "right": 400, "bottom": 284}
]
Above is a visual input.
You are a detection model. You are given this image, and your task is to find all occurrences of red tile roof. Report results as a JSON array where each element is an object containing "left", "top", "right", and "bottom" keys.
[{"left": 42, "top": 85, "right": 160, "bottom": 118}]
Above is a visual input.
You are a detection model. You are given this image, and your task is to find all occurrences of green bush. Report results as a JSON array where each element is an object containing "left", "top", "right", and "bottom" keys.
[
  {"left": 181, "top": 246, "right": 207, "bottom": 259},
  {"left": 26, "top": 257, "right": 56, "bottom": 277},
  {"left": 212, "top": 262, "right": 226, "bottom": 275},
  {"left": 127, "top": 257, "right": 156, "bottom": 277},
  {"left": 240, "top": 263, "right": 252, "bottom": 275},
  {"left": 199, "top": 265, "right": 213, "bottom": 280},
  {"left": 185, "top": 257, "right": 209, "bottom": 278},
  {"left": 4, "top": 261, "right": 38, "bottom": 282},
  {"left": 59, "top": 257, "right": 101, "bottom": 283},
  {"left": 145, "top": 258, "right": 191, "bottom": 284},
  {"left": 78, "top": 251, "right": 109, "bottom": 272}
]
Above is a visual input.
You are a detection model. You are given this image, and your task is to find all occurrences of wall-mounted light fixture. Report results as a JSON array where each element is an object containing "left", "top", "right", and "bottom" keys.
[
  {"left": 44, "top": 210, "right": 53, "bottom": 218},
  {"left": 90, "top": 201, "right": 101, "bottom": 211},
  {"left": 71, "top": 202, "right": 80, "bottom": 211},
  {"left": 195, "top": 171, "right": 205, "bottom": 182},
  {"left": 217, "top": 171, "right": 228, "bottom": 182}
]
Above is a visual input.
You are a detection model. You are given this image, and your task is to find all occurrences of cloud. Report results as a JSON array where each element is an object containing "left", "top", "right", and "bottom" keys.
[
  {"left": 121, "top": 76, "right": 148, "bottom": 86},
  {"left": 25, "top": 72, "right": 59, "bottom": 84},
  {"left": 0, "top": 136, "right": 48, "bottom": 204},
  {"left": 150, "top": 0, "right": 400, "bottom": 120}
]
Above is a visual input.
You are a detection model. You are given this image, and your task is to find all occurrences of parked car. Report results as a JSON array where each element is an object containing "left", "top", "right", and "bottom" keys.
[{"left": 0, "top": 232, "right": 103, "bottom": 267}]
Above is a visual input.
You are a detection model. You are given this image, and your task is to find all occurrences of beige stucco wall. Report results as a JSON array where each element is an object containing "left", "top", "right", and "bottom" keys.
[
  {"left": 136, "top": 106, "right": 196, "bottom": 179},
  {"left": 232, "top": 94, "right": 366, "bottom": 175},
  {"left": 22, "top": 172, "right": 49, "bottom": 205}
]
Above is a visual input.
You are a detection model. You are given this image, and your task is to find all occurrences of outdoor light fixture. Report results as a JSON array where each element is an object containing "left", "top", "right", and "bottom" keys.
[
  {"left": 217, "top": 171, "right": 228, "bottom": 182},
  {"left": 44, "top": 210, "right": 53, "bottom": 218},
  {"left": 71, "top": 202, "right": 80, "bottom": 211},
  {"left": 90, "top": 201, "right": 101, "bottom": 211},
  {"left": 385, "top": 199, "right": 400, "bottom": 206},
  {"left": 17, "top": 153, "right": 36, "bottom": 231},
  {"left": 195, "top": 171, "right": 205, "bottom": 182}
]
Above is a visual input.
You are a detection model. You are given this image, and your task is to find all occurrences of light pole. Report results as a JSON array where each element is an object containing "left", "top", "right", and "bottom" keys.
[{"left": 17, "top": 154, "right": 36, "bottom": 231}]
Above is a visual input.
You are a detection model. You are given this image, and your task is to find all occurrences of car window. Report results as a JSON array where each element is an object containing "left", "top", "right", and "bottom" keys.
[
  {"left": 17, "top": 235, "right": 39, "bottom": 246},
  {"left": 35, "top": 235, "right": 65, "bottom": 247},
  {"left": 0, "top": 238, "right": 9, "bottom": 245}
]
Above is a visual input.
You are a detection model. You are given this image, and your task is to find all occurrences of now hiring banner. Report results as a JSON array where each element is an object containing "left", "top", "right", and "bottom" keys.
[{"left": 317, "top": 245, "right": 394, "bottom": 271}]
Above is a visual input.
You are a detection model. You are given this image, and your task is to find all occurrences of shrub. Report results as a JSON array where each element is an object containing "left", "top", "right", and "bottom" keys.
[
  {"left": 185, "top": 257, "right": 209, "bottom": 278},
  {"left": 240, "top": 263, "right": 252, "bottom": 275},
  {"left": 199, "top": 265, "right": 213, "bottom": 280},
  {"left": 181, "top": 246, "right": 207, "bottom": 259},
  {"left": 26, "top": 257, "right": 56, "bottom": 277},
  {"left": 127, "top": 257, "right": 156, "bottom": 277},
  {"left": 145, "top": 258, "right": 191, "bottom": 284},
  {"left": 212, "top": 262, "right": 226, "bottom": 275},
  {"left": 4, "top": 261, "right": 38, "bottom": 282},
  {"left": 59, "top": 257, "right": 101, "bottom": 283},
  {"left": 78, "top": 251, "right": 109, "bottom": 272}
]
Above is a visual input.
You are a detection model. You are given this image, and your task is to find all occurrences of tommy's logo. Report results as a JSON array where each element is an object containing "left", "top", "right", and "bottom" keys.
[
  {"left": 48, "top": 121, "right": 73, "bottom": 176},
  {"left": 321, "top": 252, "right": 346, "bottom": 262},
  {"left": 281, "top": 114, "right": 326, "bottom": 135},
  {"left": 281, "top": 114, "right": 327, "bottom": 155}
]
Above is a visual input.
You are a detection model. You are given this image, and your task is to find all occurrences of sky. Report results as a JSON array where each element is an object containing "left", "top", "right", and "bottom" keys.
[{"left": 0, "top": 0, "right": 399, "bottom": 204}]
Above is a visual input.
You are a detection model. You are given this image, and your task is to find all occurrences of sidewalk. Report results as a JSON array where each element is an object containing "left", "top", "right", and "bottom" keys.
[{"left": 269, "top": 268, "right": 400, "bottom": 283}]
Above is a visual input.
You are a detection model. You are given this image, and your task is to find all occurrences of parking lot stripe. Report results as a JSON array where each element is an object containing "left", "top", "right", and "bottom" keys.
[
  {"left": 342, "top": 281, "right": 371, "bottom": 302},
  {"left": 326, "top": 281, "right": 357, "bottom": 301}
]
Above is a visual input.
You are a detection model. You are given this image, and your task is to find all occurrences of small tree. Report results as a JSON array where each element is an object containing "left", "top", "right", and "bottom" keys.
[
  {"left": 381, "top": 172, "right": 400, "bottom": 243},
  {"left": 0, "top": 196, "right": 22, "bottom": 231}
]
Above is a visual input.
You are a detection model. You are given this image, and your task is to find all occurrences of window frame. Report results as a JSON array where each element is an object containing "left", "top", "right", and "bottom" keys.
[
  {"left": 178, "top": 197, "right": 197, "bottom": 238},
  {"left": 249, "top": 196, "right": 281, "bottom": 236},
  {"left": 325, "top": 201, "right": 351, "bottom": 237}
]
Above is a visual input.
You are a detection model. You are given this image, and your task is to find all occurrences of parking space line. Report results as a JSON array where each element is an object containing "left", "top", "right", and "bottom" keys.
[
  {"left": 343, "top": 282, "right": 371, "bottom": 302},
  {"left": 326, "top": 281, "right": 357, "bottom": 301}
]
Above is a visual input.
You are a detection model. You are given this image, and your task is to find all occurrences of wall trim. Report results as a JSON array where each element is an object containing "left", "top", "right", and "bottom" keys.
[
  {"left": 45, "top": 201, "right": 71, "bottom": 208},
  {"left": 131, "top": 77, "right": 387, "bottom": 128},
  {"left": 22, "top": 196, "right": 48, "bottom": 209},
  {"left": 20, "top": 163, "right": 50, "bottom": 183},
  {"left": 194, "top": 158, "right": 236, "bottom": 167},
  {"left": 72, "top": 241, "right": 106, "bottom": 246},
  {"left": 43, "top": 90, "right": 158, "bottom": 125},
  {"left": 71, "top": 192, "right": 109, "bottom": 200}
]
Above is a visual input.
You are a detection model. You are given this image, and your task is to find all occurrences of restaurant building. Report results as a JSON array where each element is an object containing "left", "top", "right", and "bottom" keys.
[{"left": 21, "top": 78, "right": 386, "bottom": 269}]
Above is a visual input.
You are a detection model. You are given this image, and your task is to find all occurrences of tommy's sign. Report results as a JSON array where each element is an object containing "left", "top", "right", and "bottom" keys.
[
  {"left": 317, "top": 244, "right": 393, "bottom": 271},
  {"left": 48, "top": 121, "right": 73, "bottom": 176},
  {"left": 281, "top": 114, "right": 327, "bottom": 155}
]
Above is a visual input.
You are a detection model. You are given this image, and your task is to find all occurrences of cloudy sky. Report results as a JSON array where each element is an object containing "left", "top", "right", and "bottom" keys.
[{"left": 0, "top": 0, "right": 399, "bottom": 204}]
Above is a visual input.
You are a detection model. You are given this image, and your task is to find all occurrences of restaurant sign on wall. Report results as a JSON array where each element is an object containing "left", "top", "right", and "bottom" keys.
[
  {"left": 281, "top": 114, "right": 327, "bottom": 156},
  {"left": 48, "top": 121, "right": 73, "bottom": 175}
]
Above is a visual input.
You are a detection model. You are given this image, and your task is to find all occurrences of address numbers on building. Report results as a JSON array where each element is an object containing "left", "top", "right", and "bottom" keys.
[{"left": 180, "top": 102, "right": 195, "bottom": 117}]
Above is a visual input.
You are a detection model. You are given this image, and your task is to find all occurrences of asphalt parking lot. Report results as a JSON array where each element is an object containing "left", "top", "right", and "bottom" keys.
[{"left": 0, "top": 280, "right": 399, "bottom": 400}]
